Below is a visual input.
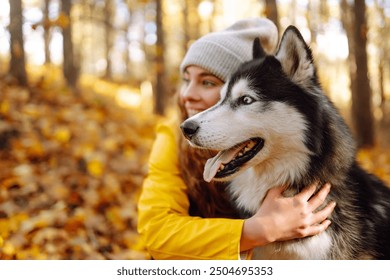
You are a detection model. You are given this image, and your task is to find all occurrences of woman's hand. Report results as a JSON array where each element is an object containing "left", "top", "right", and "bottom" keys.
[{"left": 240, "top": 182, "right": 336, "bottom": 252}]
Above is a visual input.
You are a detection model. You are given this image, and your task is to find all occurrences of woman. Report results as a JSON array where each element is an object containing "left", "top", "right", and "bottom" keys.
[{"left": 137, "top": 18, "right": 336, "bottom": 260}]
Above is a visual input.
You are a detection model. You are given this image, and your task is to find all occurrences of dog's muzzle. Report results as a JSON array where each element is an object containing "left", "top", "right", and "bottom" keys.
[{"left": 180, "top": 120, "right": 199, "bottom": 140}]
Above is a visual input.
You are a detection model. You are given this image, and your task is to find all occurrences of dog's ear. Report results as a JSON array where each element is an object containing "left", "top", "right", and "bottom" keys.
[
  {"left": 275, "top": 26, "right": 315, "bottom": 86},
  {"left": 252, "top": 37, "right": 266, "bottom": 60}
]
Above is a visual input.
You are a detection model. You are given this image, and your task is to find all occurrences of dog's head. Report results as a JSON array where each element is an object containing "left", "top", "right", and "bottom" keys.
[{"left": 181, "top": 26, "right": 328, "bottom": 183}]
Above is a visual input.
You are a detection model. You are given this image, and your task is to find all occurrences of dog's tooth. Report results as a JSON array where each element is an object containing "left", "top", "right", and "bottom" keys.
[{"left": 220, "top": 164, "right": 225, "bottom": 170}]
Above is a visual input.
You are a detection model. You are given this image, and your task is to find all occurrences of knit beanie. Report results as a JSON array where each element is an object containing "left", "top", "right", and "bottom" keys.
[{"left": 180, "top": 18, "right": 278, "bottom": 81}]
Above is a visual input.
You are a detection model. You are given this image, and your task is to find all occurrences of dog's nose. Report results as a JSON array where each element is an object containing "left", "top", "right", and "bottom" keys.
[{"left": 180, "top": 120, "right": 199, "bottom": 140}]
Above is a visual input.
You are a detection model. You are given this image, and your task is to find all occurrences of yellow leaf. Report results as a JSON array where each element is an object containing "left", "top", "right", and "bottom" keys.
[
  {"left": 73, "top": 143, "right": 94, "bottom": 158},
  {"left": 106, "top": 206, "right": 125, "bottom": 231},
  {"left": 0, "top": 236, "right": 3, "bottom": 247},
  {"left": 11, "top": 213, "right": 29, "bottom": 232},
  {"left": 102, "top": 138, "right": 118, "bottom": 152},
  {"left": 55, "top": 12, "right": 70, "bottom": 29},
  {"left": 23, "top": 104, "right": 41, "bottom": 118},
  {"left": 87, "top": 160, "right": 104, "bottom": 177},
  {"left": 0, "top": 213, "right": 29, "bottom": 238},
  {"left": 16, "top": 245, "right": 47, "bottom": 260},
  {"left": 0, "top": 100, "right": 9, "bottom": 114},
  {"left": 28, "top": 140, "right": 45, "bottom": 158},
  {"left": 2, "top": 242, "right": 15, "bottom": 255},
  {"left": 54, "top": 127, "right": 71, "bottom": 143},
  {"left": 124, "top": 146, "right": 136, "bottom": 159},
  {"left": 39, "top": 119, "right": 52, "bottom": 138},
  {"left": 13, "top": 213, "right": 29, "bottom": 224},
  {"left": 0, "top": 221, "right": 10, "bottom": 238}
]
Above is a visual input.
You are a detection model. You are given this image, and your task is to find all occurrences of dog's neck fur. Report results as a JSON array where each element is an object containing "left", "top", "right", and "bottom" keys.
[{"left": 229, "top": 158, "right": 304, "bottom": 215}]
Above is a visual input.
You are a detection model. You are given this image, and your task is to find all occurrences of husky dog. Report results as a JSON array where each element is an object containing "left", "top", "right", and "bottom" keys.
[{"left": 181, "top": 26, "right": 390, "bottom": 259}]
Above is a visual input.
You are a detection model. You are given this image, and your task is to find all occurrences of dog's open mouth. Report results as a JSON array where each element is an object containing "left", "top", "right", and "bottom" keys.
[{"left": 203, "top": 138, "right": 264, "bottom": 182}]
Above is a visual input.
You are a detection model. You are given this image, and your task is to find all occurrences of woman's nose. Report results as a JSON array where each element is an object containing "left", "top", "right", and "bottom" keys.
[{"left": 182, "top": 82, "right": 200, "bottom": 101}]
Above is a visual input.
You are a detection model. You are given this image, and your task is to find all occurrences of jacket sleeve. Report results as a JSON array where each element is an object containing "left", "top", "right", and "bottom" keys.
[{"left": 137, "top": 120, "right": 245, "bottom": 260}]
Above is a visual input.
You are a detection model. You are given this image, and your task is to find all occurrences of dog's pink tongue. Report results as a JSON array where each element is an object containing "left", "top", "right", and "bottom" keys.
[{"left": 203, "top": 144, "right": 245, "bottom": 182}]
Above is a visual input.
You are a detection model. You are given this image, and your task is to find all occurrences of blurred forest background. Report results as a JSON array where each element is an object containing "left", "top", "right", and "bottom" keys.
[{"left": 0, "top": 0, "right": 389, "bottom": 260}]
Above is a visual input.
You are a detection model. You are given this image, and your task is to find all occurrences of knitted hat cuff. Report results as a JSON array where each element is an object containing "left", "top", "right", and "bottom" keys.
[{"left": 180, "top": 40, "right": 246, "bottom": 81}]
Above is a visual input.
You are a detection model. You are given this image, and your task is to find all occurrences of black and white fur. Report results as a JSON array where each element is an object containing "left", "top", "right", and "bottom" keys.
[{"left": 181, "top": 26, "right": 390, "bottom": 259}]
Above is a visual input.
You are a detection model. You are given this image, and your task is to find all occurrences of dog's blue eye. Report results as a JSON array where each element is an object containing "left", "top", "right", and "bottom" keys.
[{"left": 241, "top": 96, "right": 255, "bottom": 105}]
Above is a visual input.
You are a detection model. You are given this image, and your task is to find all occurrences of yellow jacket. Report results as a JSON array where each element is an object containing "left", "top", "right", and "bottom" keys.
[{"left": 137, "top": 118, "right": 245, "bottom": 260}]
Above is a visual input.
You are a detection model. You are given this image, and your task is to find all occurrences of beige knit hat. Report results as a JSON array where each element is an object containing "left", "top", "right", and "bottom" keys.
[{"left": 180, "top": 18, "right": 278, "bottom": 81}]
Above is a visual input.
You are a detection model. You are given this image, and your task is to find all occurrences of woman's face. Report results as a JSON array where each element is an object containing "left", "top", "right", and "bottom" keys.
[{"left": 180, "top": 66, "right": 224, "bottom": 117}]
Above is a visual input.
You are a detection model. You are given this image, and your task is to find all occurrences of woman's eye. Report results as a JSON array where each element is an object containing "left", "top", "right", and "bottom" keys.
[
  {"left": 241, "top": 96, "right": 255, "bottom": 105},
  {"left": 202, "top": 80, "right": 216, "bottom": 87}
]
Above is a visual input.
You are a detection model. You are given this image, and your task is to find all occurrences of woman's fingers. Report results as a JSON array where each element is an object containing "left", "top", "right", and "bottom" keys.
[
  {"left": 303, "top": 219, "right": 332, "bottom": 237},
  {"left": 311, "top": 200, "right": 336, "bottom": 225},
  {"left": 294, "top": 181, "right": 319, "bottom": 201},
  {"left": 269, "top": 182, "right": 331, "bottom": 207},
  {"left": 307, "top": 183, "right": 332, "bottom": 211},
  {"left": 267, "top": 182, "right": 335, "bottom": 225}
]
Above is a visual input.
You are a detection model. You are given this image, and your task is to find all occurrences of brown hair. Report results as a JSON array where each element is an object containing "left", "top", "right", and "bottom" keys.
[{"left": 177, "top": 101, "right": 239, "bottom": 219}]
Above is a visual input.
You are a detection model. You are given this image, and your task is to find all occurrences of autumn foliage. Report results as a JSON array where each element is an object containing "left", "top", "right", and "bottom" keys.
[{"left": 0, "top": 78, "right": 156, "bottom": 259}]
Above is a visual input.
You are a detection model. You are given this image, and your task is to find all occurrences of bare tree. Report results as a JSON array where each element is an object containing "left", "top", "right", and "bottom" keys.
[
  {"left": 352, "top": 0, "right": 374, "bottom": 147},
  {"left": 43, "top": 0, "right": 51, "bottom": 65},
  {"left": 340, "top": 0, "right": 356, "bottom": 100},
  {"left": 61, "top": 0, "right": 78, "bottom": 88},
  {"left": 263, "top": 0, "right": 279, "bottom": 31},
  {"left": 104, "top": 0, "right": 114, "bottom": 80},
  {"left": 374, "top": 0, "right": 387, "bottom": 118},
  {"left": 9, "top": 0, "right": 28, "bottom": 86},
  {"left": 154, "top": 0, "right": 167, "bottom": 115},
  {"left": 182, "top": 0, "right": 190, "bottom": 53},
  {"left": 340, "top": 0, "right": 375, "bottom": 147},
  {"left": 182, "top": 0, "right": 202, "bottom": 53}
]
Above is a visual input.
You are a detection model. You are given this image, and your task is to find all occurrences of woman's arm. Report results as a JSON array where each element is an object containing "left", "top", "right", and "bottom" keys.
[
  {"left": 240, "top": 183, "right": 336, "bottom": 251},
  {"left": 138, "top": 122, "right": 244, "bottom": 260}
]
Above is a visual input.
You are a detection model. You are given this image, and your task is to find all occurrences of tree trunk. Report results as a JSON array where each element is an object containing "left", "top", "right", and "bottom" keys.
[
  {"left": 9, "top": 0, "right": 28, "bottom": 86},
  {"left": 374, "top": 0, "right": 386, "bottom": 119},
  {"left": 43, "top": 0, "right": 51, "bottom": 65},
  {"left": 154, "top": 0, "right": 166, "bottom": 115},
  {"left": 340, "top": 0, "right": 356, "bottom": 96},
  {"left": 264, "top": 0, "right": 279, "bottom": 31},
  {"left": 183, "top": 0, "right": 190, "bottom": 52},
  {"left": 352, "top": 0, "right": 374, "bottom": 147},
  {"left": 379, "top": 58, "right": 385, "bottom": 116},
  {"left": 61, "top": 0, "right": 78, "bottom": 88},
  {"left": 104, "top": 0, "right": 113, "bottom": 80}
]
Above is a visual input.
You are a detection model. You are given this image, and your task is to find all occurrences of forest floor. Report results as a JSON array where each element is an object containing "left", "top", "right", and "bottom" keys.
[
  {"left": 0, "top": 77, "right": 157, "bottom": 259},
  {"left": 0, "top": 77, "right": 389, "bottom": 259}
]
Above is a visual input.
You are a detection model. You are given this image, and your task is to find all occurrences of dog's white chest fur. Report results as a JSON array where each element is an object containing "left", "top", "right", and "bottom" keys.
[
  {"left": 230, "top": 168, "right": 333, "bottom": 260},
  {"left": 252, "top": 233, "right": 333, "bottom": 260}
]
